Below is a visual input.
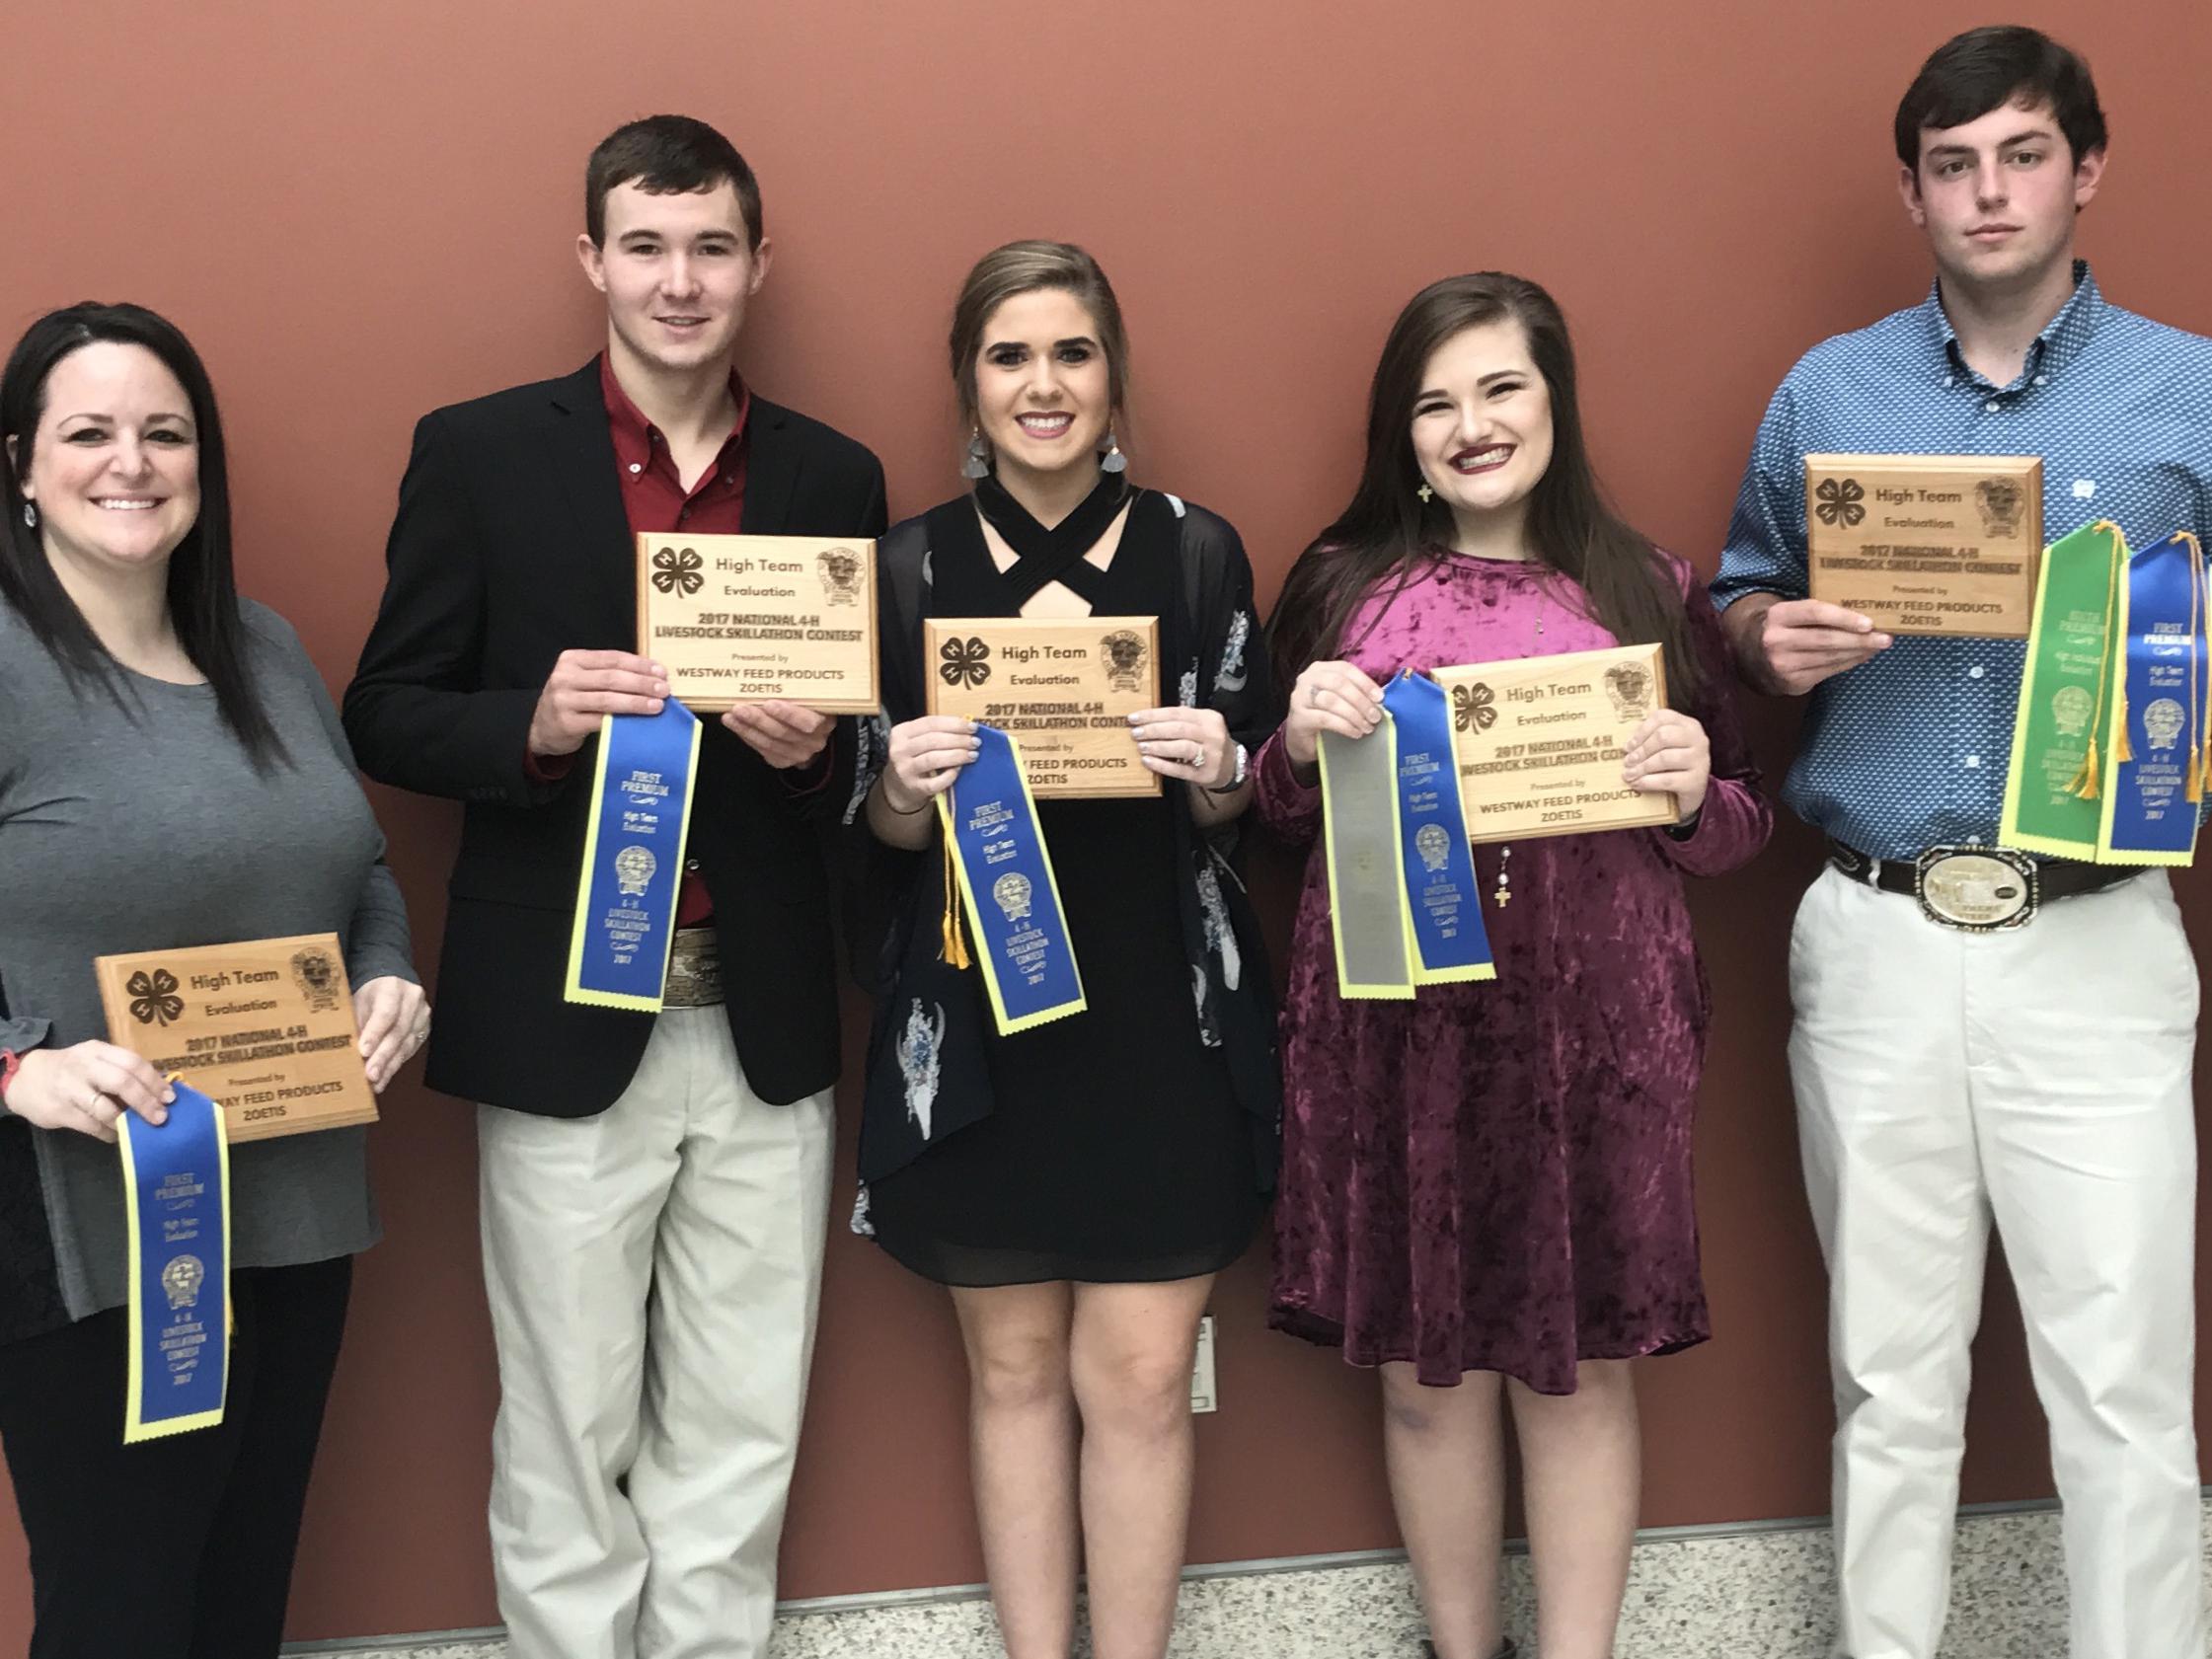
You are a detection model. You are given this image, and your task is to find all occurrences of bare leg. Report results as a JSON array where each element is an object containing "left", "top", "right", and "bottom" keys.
[
  {"left": 1379, "top": 1363, "right": 1508, "bottom": 1659},
  {"left": 1509, "top": 1358, "right": 1640, "bottom": 1659},
  {"left": 952, "top": 1282, "right": 1081, "bottom": 1659},
  {"left": 1067, "top": 1276, "right": 1215, "bottom": 1659}
]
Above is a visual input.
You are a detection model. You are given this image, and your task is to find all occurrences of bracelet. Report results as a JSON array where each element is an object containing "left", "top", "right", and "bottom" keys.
[
  {"left": 880, "top": 783, "right": 932, "bottom": 816},
  {"left": 1201, "top": 742, "right": 1250, "bottom": 795}
]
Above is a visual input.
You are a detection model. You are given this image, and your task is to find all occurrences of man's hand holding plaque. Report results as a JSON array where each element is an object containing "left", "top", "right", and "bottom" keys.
[
  {"left": 637, "top": 532, "right": 879, "bottom": 715},
  {"left": 1804, "top": 454, "right": 2042, "bottom": 637}
]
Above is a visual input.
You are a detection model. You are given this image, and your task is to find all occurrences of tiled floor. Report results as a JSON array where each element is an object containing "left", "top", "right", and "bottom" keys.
[{"left": 298, "top": 1498, "right": 2205, "bottom": 1656}]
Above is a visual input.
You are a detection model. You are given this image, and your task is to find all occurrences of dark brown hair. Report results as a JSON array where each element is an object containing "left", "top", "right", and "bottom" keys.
[
  {"left": 1895, "top": 27, "right": 2106, "bottom": 171},
  {"left": 1268, "top": 271, "right": 1699, "bottom": 701},
  {"left": 585, "top": 114, "right": 763, "bottom": 250},
  {"left": 948, "top": 241, "right": 1129, "bottom": 438}
]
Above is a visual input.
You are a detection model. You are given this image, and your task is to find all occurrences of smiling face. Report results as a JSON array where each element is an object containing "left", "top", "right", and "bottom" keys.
[
  {"left": 578, "top": 179, "right": 770, "bottom": 378},
  {"left": 14, "top": 341, "right": 201, "bottom": 582},
  {"left": 1410, "top": 319, "right": 1555, "bottom": 534},
  {"left": 1901, "top": 98, "right": 2102, "bottom": 295},
  {"left": 971, "top": 287, "right": 1114, "bottom": 488}
]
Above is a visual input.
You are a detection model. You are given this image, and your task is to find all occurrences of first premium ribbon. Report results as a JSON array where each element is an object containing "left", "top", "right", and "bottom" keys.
[
  {"left": 938, "top": 724, "right": 1087, "bottom": 1034},
  {"left": 565, "top": 700, "right": 704, "bottom": 1010},
  {"left": 1320, "top": 671, "right": 1496, "bottom": 999},
  {"left": 2099, "top": 531, "right": 2207, "bottom": 865},
  {"left": 117, "top": 1080, "right": 231, "bottom": 1443}
]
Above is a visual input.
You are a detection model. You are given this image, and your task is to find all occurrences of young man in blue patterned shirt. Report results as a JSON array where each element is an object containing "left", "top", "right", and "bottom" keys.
[{"left": 1713, "top": 27, "right": 2212, "bottom": 1659}]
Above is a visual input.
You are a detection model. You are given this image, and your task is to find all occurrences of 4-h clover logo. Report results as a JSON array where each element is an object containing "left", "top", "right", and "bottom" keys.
[
  {"left": 940, "top": 636, "right": 991, "bottom": 689},
  {"left": 650, "top": 546, "right": 704, "bottom": 597},
  {"left": 1814, "top": 477, "right": 1866, "bottom": 529},
  {"left": 1452, "top": 682, "right": 1496, "bottom": 732},
  {"left": 127, "top": 969, "right": 185, "bottom": 1027}
]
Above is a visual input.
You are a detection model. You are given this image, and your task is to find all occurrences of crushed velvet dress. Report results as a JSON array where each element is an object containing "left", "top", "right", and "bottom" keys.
[{"left": 1257, "top": 550, "right": 1770, "bottom": 1393}]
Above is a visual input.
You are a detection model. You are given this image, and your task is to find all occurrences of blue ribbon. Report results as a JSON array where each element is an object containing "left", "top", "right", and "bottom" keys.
[
  {"left": 1384, "top": 672, "right": 1496, "bottom": 983},
  {"left": 565, "top": 700, "right": 704, "bottom": 1009},
  {"left": 2101, "top": 532, "right": 2205, "bottom": 864},
  {"left": 939, "top": 724, "right": 1086, "bottom": 1033},
  {"left": 118, "top": 1081, "right": 229, "bottom": 1442}
]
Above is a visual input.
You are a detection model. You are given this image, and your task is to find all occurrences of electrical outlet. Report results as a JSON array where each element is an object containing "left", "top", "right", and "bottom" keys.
[{"left": 1190, "top": 1315, "right": 1217, "bottom": 1413}]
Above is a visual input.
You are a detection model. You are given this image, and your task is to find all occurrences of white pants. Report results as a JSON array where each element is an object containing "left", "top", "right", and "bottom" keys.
[
  {"left": 478, "top": 1008, "right": 835, "bottom": 1659},
  {"left": 1790, "top": 866, "right": 2202, "bottom": 1659}
]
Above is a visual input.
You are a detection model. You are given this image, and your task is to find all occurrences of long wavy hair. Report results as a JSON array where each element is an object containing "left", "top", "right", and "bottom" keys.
[
  {"left": 1268, "top": 272, "right": 1699, "bottom": 701},
  {"left": 0, "top": 301, "right": 286, "bottom": 768}
]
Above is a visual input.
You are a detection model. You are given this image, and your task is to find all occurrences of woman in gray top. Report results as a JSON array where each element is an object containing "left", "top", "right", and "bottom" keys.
[{"left": 0, "top": 302, "right": 426, "bottom": 1659}]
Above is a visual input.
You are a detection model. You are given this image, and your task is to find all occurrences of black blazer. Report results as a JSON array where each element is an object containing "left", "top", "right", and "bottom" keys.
[{"left": 343, "top": 360, "right": 887, "bottom": 1115}]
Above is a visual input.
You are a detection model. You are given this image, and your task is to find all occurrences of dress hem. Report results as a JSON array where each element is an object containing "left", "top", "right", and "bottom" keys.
[{"left": 1268, "top": 1302, "right": 1711, "bottom": 1395}]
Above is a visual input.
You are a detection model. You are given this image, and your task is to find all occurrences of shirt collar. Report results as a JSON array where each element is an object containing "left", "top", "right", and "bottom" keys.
[
  {"left": 598, "top": 351, "right": 752, "bottom": 475},
  {"left": 1918, "top": 259, "right": 2104, "bottom": 385}
]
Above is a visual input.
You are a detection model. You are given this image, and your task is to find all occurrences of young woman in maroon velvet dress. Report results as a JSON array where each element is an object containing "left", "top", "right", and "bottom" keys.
[{"left": 1257, "top": 273, "right": 1770, "bottom": 1659}]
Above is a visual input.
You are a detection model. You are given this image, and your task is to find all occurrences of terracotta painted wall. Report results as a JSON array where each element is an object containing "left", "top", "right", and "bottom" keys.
[{"left": 5, "top": 0, "right": 2211, "bottom": 1642}]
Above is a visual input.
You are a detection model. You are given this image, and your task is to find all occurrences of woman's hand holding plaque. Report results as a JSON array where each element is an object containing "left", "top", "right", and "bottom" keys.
[
  {"left": 6, "top": 1042, "right": 175, "bottom": 1142},
  {"left": 1621, "top": 711, "right": 1713, "bottom": 821}
]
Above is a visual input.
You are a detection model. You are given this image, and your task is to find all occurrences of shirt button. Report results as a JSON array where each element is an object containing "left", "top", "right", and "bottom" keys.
[
  {"left": 1945, "top": 375, "right": 1955, "bottom": 388},
  {"left": 628, "top": 462, "right": 643, "bottom": 474},
  {"left": 1963, "top": 755, "right": 1982, "bottom": 768},
  {"left": 1983, "top": 400, "right": 2001, "bottom": 414},
  {"left": 1968, "top": 665, "right": 1986, "bottom": 679},
  {"left": 685, "top": 859, "right": 700, "bottom": 872}
]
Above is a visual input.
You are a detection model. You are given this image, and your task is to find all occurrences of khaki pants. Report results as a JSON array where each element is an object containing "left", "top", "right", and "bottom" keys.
[
  {"left": 1790, "top": 865, "right": 2202, "bottom": 1659},
  {"left": 478, "top": 1008, "right": 834, "bottom": 1659}
]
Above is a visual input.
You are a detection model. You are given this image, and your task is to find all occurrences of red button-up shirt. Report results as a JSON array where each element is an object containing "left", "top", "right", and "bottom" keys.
[
  {"left": 602, "top": 355, "right": 751, "bottom": 925},
  {"left": 526, "top": 355, "right": 753, "bottom": 926}
]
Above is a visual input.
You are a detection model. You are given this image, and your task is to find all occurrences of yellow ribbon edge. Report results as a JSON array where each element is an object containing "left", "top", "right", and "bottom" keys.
[
  {"left": 2001, "top": 521, "right": 2122, "bottom": 860},
  {"left": 935, "top": 727, "right": 1088, "bottom": 1036},
  {"left": 563, "top": 713, "right": 706, "bottom": 1012},
  {"left": 1318, "top": 719, "right": 1416, "bottom": 1000},
  {"left": 118, "top": 1091, "right": 233, "bottom": 1445}
]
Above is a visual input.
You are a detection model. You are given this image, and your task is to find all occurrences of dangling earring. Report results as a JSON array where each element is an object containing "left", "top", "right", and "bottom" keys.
[
  {"left": 1416, "top": 483, "right": 1433, "bottom": 504},
  {"left": 960, "top": 428, "right": 990, "bottom": 481},
  {"left": 21, "top": 501, "right": 35, "bottom": 529},
  {"left": 1099, "top": 429, "right": 1127, "bottom": 474}
]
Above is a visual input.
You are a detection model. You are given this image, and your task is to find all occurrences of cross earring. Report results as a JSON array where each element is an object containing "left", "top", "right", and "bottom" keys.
[{"left": 1416, "top": 483, "right": 1433, "bottom": 504}]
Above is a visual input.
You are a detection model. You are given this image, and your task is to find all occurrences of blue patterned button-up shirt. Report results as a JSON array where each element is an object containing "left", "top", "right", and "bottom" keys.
[{"left": 1712, "top": 264, "right": 2212, "bottom": 861}]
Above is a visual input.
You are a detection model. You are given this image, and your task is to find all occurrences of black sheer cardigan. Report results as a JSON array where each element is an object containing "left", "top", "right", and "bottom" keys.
[{"left": 842, "top": 489, "right": 1284, "bottom": 1210}]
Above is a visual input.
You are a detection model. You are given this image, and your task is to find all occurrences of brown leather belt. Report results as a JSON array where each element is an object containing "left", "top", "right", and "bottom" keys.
[
  {"left": 1826, "top": 839, "right": 2135, "bottom": 931},
  {"left": 662, "top": 927, "right": 725, "bottom": 1008}
]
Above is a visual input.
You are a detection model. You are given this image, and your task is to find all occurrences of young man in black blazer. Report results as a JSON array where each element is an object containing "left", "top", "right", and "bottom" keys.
[{"left": 343, "top": 116, "right": 884, "bottom": 1659}]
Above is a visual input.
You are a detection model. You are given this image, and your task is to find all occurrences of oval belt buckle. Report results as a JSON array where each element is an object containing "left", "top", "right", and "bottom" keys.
[{"left": 1913, "top": 846, "right": 2038, "bottom": 931}]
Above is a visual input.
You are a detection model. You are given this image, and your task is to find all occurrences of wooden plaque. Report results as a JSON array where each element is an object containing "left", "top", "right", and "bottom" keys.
[
  {"left": 1805, "top": 454, "right": 2042, "bottom": 638},
  {"left": 925, "top": 615, "right": 1162, "bottom": 798},
  {"left": 1434, "top": 643, "right": 1679, "bottom": 843},
  {"left": 637, "top": 533, "right": 879, "bottom": 714},
  {"left": 94, "top": 933, "right": 377, "bottom": 1144}
]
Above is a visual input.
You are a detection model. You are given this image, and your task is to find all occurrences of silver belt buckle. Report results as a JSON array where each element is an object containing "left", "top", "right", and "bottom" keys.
[
  {"left": 662, "top": 928, "right": 725, "bottom": 1008},
  {"left": 1913, "top": 846, "right": 2038, "bottom": 931}
]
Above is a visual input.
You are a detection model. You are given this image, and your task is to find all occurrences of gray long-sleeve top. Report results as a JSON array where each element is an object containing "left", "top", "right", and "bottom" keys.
[{"left": 0, "top": 598, "right": 417, "bottom": 1325}]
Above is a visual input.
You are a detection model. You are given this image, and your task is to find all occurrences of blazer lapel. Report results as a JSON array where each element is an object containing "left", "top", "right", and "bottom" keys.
[
  {"left": 544, "top": 362, "right": 638, "bottom": 637},
  {"left": 741, "top": 398, "right": 801, "bottom": 533},
  {"left": 547, "top": 362, "right": 632, "bottom": 554}
]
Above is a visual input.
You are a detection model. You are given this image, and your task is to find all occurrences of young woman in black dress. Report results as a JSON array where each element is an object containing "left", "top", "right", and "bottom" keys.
[{"left": 856, "top": 242, "right": 1278, "bottom": 1659}]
